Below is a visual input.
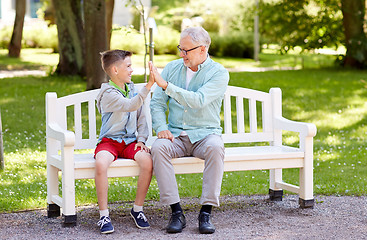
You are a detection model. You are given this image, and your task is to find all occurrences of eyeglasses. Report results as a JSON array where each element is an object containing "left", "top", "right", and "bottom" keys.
[{"left": 177, "top": 45, "right": 202, "bottom": 56}]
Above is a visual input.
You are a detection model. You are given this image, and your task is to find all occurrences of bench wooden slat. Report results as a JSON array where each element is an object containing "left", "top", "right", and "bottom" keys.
[
  {"left": 222, "top": 132, "right": 273, "bottom": 143},
  {"left": 88, "top": 100, "right": 97, "bottom": 140},
  {"left": 74, "top": 102, "right": 82, "bottom": 142},
  {"left": 236, "top": 96, "right": 245, "bottom": 133},
  {"left": 223, "top": 92, "right": 232, "bottom": 134},
  {"left": 249, "top": 98, "right": 257, "bottom": 133}
]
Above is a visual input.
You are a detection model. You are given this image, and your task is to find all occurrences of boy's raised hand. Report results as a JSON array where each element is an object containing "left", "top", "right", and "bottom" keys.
[
  {"left": 146, "top": 62, "right": 155, "bottom": 90},
  {"left": 149, "top": 61, "right": 168, "bottom": 90}
]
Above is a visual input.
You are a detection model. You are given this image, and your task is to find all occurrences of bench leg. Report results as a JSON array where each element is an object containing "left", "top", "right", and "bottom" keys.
[
  {"left": 63, "top": 214, "right": 77, "bottom": 227},
  {"left": 61, "top": 146, "right": 77, "bottom": 226},
  {"left": 269, "top": 189, "right": 283, "bottom": 201},
  {"left": 299, "top": 137, "right": 314, "bottom": 208},
  {"left": 269, "top": 169, "right": 283, "bottom": 201},
  {"left": 47, "top": 203, "right": 60, "bottom": 218},
  {"left": 47, "top": 163, "right": 60, "bottom": 215},
  {"left": 299, "top": 198, "right": 314, "bottom": 208}
]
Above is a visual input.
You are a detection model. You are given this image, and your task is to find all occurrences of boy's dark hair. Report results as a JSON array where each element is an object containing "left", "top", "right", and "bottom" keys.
[{"left": 100, "top": 49, "right": 132, "bottom": 73}]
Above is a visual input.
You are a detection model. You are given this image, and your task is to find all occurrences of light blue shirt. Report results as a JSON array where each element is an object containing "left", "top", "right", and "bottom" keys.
[{"left": 150, "top": 56, "right": 229, "bottom": 143}]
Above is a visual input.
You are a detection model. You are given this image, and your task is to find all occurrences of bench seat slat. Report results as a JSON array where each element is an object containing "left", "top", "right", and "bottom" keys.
[
  {"left": 225, "top": 146, "right": 303, "bottom": 160},
  {"left": 67, "top": 146, "right": 303, "bottom": 168},
  {"left": 49, "top": 146, "right": 304, "bottom": 179}
]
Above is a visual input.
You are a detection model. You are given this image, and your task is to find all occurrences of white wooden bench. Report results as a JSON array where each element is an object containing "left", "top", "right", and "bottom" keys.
[{"left": 46, "top": 83, "right": 317, "bottom": 226}]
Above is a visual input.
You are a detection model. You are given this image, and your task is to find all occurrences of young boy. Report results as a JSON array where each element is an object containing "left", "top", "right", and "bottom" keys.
[{"left": 94, "top": 49, "right": 155, "bottom": 234}]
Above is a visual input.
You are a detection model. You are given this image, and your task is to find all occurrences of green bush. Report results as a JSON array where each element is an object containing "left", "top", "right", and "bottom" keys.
[
  {"left": 209, "top": 31, "right": 254, "bottom": 58},
  {"left": 111, "top": 26, "right": 180, "bottom": 56},
  {"left": 202, "top": 14, "right": 220, "bottom": 33},
  {"left": 130, "top": 8, "right": 141, "bottom": 31},
  {"left": 154, "top": 26, "right": 180, "bottom": 55},
  {"left": 0, "top": 24, "right": 58, "bottom": 52},
  {"left": 23, "top": 25, "right": 58, "bottom": 52},
  {"left": 0, "top": 26, "right": 12, "bottom": 49},
  {"left": 171, "top": 15, "right": 186, "bottom": 32},
  {"left": 156, "top": 7, "right": 189, "bottom": 32},
  {"left": 110, "top": 26, "right": 145, "bottom": 54}
]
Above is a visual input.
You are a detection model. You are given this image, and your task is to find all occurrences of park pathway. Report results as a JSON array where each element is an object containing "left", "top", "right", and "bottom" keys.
[{"left": 0, "top": 195, "right": 366, "bottom": 240}]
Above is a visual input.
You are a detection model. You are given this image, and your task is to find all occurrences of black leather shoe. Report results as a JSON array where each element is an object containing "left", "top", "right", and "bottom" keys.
[
  {"left": 198, "top": 212, "right": 215, "bottom": 234},
  {"left": 166, "top": 211, "right": 186, "bottom": 233}
]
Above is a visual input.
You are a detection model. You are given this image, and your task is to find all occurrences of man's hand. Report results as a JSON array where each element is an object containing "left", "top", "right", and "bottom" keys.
[
  {"left": 135, "top": 141, "right": 150, "bottom": 153},
  {"left": 157, "top": 130, "right": 174, "bottom": 142},
  {"left": 149, "top": 61, "right": 168, "bottom": 90},
  {"left": 146, "top": 71, "right": 155, "bottom": 90}
]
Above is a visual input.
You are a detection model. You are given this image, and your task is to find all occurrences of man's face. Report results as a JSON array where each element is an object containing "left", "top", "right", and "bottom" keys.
[
  {"left": 115, "top": 56, "right": 133, "bottom": 83},
  {"left": 179, "top": 36, "right": 205, "bottom": 71}
]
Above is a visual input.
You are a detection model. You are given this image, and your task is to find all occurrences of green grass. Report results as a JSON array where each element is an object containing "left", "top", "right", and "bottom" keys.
[
  {"left": 0, "top": 49, "right": 366, "bottom": 212},
  {"left": 0, "top": 48, "right": 58, "bottom": 71}
]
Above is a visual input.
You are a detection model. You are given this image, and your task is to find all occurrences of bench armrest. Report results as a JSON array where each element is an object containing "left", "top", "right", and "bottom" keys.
[
  {"left": 47, "top": 123, "right": 75, "bottom": 147},
  {"left": 274, "top": 116, "right": 317, "bottom": 137}
]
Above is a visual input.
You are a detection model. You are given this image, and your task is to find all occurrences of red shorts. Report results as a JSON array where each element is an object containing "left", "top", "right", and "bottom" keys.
[{"left": 94, "top": 138, "right": 142, "bottom": 161}]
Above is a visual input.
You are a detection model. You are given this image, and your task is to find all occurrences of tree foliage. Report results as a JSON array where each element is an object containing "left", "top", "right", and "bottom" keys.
[
  {"left": 257, "top": 0, "right": 344, "bottom": 53},
  {"left": 234, "top": 0, "right": 367, "bottom": 68}
]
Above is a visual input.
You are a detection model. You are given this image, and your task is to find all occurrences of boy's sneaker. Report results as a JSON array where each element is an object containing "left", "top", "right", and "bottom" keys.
[
  {"left": 97, "top": 216, "right": 114, "bottom": 234},
  {"left": 130, "top": 208, "right": 150, "bottom": 229}
]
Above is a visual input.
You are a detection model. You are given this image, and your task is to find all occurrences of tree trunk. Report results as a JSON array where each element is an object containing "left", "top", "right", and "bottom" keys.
[
  {"left": 84, "top": 0, "right": 108, "bottom": 90},
  {"left": 106, "top": 0, "right": 115, "bottom": 49},
  {"left": 8, "top": 0, "right": 26, "bottom": 58},
  {"left": 52, "top": 0, "right": 85, "bottom": 75},
  {"left": 341, "top": 0, "right": 367, "bottom": 68}
]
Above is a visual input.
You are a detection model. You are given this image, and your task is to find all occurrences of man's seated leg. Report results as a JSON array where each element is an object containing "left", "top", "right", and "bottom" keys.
[
  {"left": 193, "top": 134, "right": 225, "bottom": 234},
  {"left": 199, "top": 205, "right": 215, "bottom": 234},
  {"left": 151, "top": 137, "right": 188, "bottom": 233}
]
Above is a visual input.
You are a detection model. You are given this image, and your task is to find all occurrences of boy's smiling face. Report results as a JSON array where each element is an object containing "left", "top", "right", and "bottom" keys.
[{"left": 112, "top": 56, "right": 133, "bottom": 84}]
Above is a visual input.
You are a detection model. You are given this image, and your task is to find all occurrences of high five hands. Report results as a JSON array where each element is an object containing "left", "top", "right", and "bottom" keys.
[
  {"left": 149, "top": 61, "right": 168, "bottom": 90},
  {"left": 148, "top": 61, "right": 174, "bottom": 142}
]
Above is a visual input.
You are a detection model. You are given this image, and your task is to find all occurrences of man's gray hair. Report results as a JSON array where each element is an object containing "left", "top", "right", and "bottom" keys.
[{"left": 181, "top": 27, "right": 211, "bottom": 49}]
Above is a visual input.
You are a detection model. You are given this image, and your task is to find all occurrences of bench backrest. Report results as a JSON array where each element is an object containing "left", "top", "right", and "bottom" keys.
[
  {"left": 222, "top": 86, "right": 281, "bottom": 144},
  {"left": 46, "top": 84, "right": 282, "bottom": 150}
]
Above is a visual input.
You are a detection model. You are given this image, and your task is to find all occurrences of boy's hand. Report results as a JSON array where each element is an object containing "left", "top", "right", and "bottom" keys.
[
  {"left": 146, "top": 62, "right": 155, "bottom": 90},
  {"left": 135, "top": 141, "right": 150, "bottom": 153},
  {"left": 149, "top": 61, "right": 168, "bottom": 90}
]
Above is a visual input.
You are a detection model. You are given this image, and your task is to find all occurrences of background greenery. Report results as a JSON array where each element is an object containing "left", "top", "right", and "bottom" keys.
[
  {"left": 0, "top": 49, "right": 366, "bottom": 212},
  {"left": 0, "top": 0, "right": 347, "bottom": 61}
]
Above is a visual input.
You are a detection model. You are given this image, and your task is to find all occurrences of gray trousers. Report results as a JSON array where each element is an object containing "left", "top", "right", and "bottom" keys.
[{"left": 151, "top": 134, "right": 224, "bottom": 207}]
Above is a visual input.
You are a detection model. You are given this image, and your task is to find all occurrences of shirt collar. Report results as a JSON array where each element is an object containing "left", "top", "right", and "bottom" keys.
[
  {"left": 196, "top": 54, "right": 211, "bottom": 71},
  {"left": 109, "top": 80, "right": 130, "bottom": 97}
]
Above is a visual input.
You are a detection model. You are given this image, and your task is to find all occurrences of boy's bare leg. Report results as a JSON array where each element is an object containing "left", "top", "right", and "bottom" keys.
[
  {"left": 134, "top": 151, "right": 153, "bottom": 206},
  {"left": 95, "top": 150, "right": 115, "bottom": 210}
]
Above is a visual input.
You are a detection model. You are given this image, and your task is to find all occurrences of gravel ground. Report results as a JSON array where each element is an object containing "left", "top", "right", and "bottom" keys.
[{"left": 1, "top": 195, "right": 366, "bottom": 240}]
